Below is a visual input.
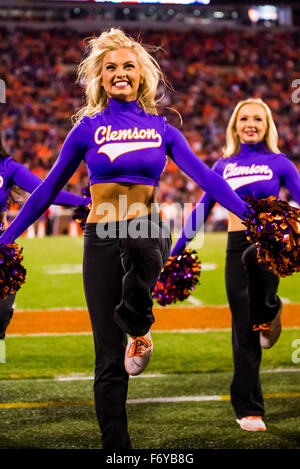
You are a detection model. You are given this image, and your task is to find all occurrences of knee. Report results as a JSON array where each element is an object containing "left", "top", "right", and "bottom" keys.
[{"left": 242, "top": 244, "right": 258, "bottom": 268}]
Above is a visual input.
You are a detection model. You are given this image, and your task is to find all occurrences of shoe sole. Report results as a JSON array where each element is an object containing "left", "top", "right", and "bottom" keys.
[
  {"left": 260, "top": 303, "right": 282, "bottom": 349},
  {"left": 125, "top": 350, "right": 152, "bottom": 376},
  {"left": 236, "top": 419, "right": 267, "bottom": 432}
]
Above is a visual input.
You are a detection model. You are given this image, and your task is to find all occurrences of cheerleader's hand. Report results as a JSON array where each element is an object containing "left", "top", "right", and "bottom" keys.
[{"left": 0, "top": 242, "right": 26, "bottom": 299}]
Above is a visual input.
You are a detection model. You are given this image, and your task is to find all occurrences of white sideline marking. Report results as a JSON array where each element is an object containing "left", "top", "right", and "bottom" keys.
[
  {"left": 127, "top": 395, "right": 222, "bottom": 404},
  {"left": 201, "top": 263, "right": 217, "bottom": 271},
  {"left": 1, "top": 392, "right": 299, "bottom": 410},
  {"left": 43, "top": 262, "right": 216, "bottom": 276},
  {"left": 8, "top": 326, "right": 300, "bottom": 337},
  {"left": 13, "top": 307, "right": 87, "bottom": 312},
  {"left": 54, "top": 368, "right": 300, "bottom": 382},
  {"left": 14, "top": 302, "right": 300, "bottom": 312},
  {"left": 187, "top": 296, "right": 202, "bottom": 306},
  {"left": 44, "top": 264, "right": 82, "bottom": 275},
  {"left": 261, "top": 368, "right": 300, "bottom": 373},
  {"left": 43, "top": 261, "right": 216, "bottom": 276},
  {"left": 56, "top": 373, "right": 166, "bottom": 381}
]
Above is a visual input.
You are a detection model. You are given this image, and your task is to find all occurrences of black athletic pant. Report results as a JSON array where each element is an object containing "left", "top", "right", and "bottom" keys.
[
  {"left": 242, "top": 243, "right": 281, "bottom": 326},
  {"left": 83, "top": 214, "right": 171, "bottom": 449},
  {"left": 225, "top": 231, "right": 280, "bottom": 419},
  {"left": 0, "top": 293, "right": 16, "bottom": 340}
]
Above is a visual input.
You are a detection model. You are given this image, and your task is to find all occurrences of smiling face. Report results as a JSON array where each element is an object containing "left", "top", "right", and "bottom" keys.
[
  {"left": 101, "top": 48, "right": 142, "bottom": 102},
  {"left": 235, "top": 103, "right": 268, "bottom": 144}
]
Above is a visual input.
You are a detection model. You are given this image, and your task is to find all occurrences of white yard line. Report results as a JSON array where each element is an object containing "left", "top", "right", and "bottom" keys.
[
  {"left": 56, "top": 374, "right": 167, "bottom": 381},
  {"left": 43, "top": 264, "right": 82, "bottom": 275},
  {"left": 127, "top": 395, "right": 223, "bottom": 404},
  {"left": 186, "top": 296, "right": 203, "bottom": 306},
  {"left": 1, "top": 391, "right": 300, "bottom": 410},
  {"left": 55, "top": 368, "right": 300, "bottom": 382}
]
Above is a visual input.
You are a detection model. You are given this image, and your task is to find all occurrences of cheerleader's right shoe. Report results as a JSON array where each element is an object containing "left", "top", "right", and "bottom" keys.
[
  {"left": 125, "top": 331, "right": 153, "bottom": 376},
  {"left": 236, "top": 416, "right": 267, "bottom": 432},
  {"left": 257, "top": 301, "right": 282, "bottom": 349}
]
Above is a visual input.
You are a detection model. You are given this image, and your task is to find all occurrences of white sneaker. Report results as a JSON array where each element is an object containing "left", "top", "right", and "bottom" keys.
[
  {"left": 125, "top": 331, "right": 153, "bottom": 376},
  {"left": 259, "top": 303, "right": 282, "bottom": 349},
  {"left": 236, "top": 416, "right": 267, "bottom": 432}
]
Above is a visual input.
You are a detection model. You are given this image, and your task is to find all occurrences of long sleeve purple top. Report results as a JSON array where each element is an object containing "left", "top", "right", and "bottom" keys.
[
  {"left": 0, "top": 98, "right": 247, "bottom": 245},
  {"left": 171, "top": 141, "right": 300, "bottom": 255}
]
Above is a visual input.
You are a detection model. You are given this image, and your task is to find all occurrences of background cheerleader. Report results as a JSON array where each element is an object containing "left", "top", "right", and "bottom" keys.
[
  {"left": 0, "top": 131, "right": 90, "bottom": 343},
  {"left": 171, "top": 98, "right": 300, "bottom": 432}
]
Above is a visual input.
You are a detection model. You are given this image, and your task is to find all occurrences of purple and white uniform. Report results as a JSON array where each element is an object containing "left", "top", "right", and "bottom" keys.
[
  {"left": 0, "top": 147, "right": 90, "bottom": 340},
  {"left": 171, "top": 140, "right": 300, "bottom": 255},
  {"left": 0, "top": 98, "right": 247, "bottom": 245}
]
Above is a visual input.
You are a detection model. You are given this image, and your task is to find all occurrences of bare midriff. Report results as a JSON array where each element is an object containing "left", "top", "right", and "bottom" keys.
[
  {"left": 87, "top": 182, "right": 156, "bottom": 223},
  {"left": 228, "top": 212, "right": 246, "bottom": 232}
]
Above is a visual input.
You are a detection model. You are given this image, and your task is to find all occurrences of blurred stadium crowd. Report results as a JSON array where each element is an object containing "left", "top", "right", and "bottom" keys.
[{"left": 0, "top": 27, "right": 300, "bottom": 234}]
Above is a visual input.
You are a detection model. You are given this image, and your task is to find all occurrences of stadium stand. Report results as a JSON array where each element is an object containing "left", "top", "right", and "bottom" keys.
[{"left": 0, "top": 7, "right": 300, "bottom": 233}]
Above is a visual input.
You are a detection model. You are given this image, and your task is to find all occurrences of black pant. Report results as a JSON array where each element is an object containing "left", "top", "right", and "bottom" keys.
[
  {"left": 242, "top": 243, "right": 281, "bottom": 325},
  {"left": 0, "top": 293, "right": 16, "bottom": 340},
  {"left": 83, "top": 214, "right": 171, "bottom": 449},
  {"left": 225, "top": 231, "right": 280, "bottom": 419}
]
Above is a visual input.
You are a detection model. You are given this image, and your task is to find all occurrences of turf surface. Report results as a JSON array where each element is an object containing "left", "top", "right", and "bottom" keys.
[
  {"left": 1, "top": 329, "right": 299, "bottom": 380},
  {"left": 0, "top": 233, "right": 299, "bottom": 450},
  {"left": 13, "top": 233, "right": 300, "bottom": 309},
  {"left": 0, "top": 369, "right": 299, "bottom": 449}
]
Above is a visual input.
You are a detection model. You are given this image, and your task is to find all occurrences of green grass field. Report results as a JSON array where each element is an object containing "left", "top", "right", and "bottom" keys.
[
  {"left": 0, "top": 233, "right": 299, "bottom": 450},
  {"left": 12, "top": 232, "right": 300, "bottom": 309}
]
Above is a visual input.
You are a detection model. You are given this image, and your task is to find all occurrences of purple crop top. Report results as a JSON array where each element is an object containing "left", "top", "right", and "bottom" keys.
[
  {"left": 0, "top": 98, "right": 248, "bottom": 245},
  {"left": 171, "top": 141, "right": 300, "bottom": 255},
  {"left": 83, "top": 98, "right": 165, "bottom": 186}
]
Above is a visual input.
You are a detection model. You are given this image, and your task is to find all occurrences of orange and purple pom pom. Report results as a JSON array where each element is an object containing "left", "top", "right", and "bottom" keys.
[
  {"left": 153, "top": 248, "right": 201, "bottom": 306},
  {"left": 243, "top": 195, "right": 300, "bottom": 277},
  {"left": 0, "top": 242, "right": 26, "bottom": 299}
]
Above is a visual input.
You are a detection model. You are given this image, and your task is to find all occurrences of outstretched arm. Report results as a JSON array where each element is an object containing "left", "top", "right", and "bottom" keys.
[
  {"left": 171, "top": 158, "right": 226, "bottom": 256},
  {"left": 10, "top": 161, "right": 90, "bottom": 208},
  {"left": 277, "top": 155, "right": 300, "bottom": 205},
  {"left": 171, "top": 192, "right": 216, "bottom": 256},
  {"left": 0, "top": 122, "right": 89, "bottom": 244},
  {"left": 165, "top": 122, "right": 247, "bottom": 221}
]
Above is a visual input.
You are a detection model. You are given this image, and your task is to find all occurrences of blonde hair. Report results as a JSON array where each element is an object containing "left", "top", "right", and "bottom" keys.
[
  {"left": 223, "top": 98, "right": 281, "bottom": 158},
  {"left": 72, "top": 28, "right": 168, "bottom": 125}
]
